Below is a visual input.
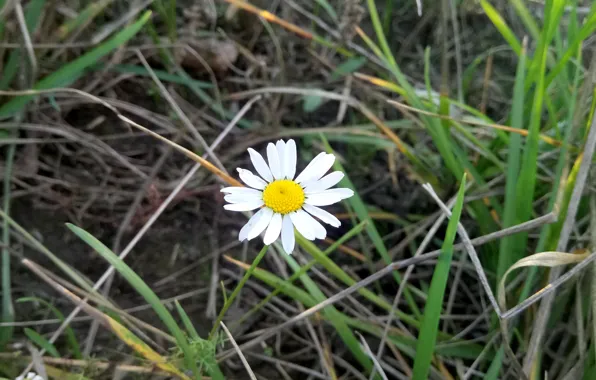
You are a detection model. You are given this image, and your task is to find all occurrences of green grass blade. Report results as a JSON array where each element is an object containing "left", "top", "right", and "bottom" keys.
[
  {"left": 509, "top": 0, "right": 540, "bottom": 39},
  {"left": 412, "top": 174, "right": 467, "bottom": 380},
  {"left": 231, "top": 220, "right": 368, "bottom": 329},
  {"left": 175, "top": 300, "right": 200, "bottom": 341},
  {"left": 227, "top": 252, "right": 477, "bottom": 356},
  {"left": 0, "top": 11, "right": 152, "bottom": 119},
  {"left": 209, "top": 245, "right": 268, "bottom": 340},
  {"left": 55, "top": 0, "right": 113, "bottom": 40},
  {"left": 497, "top": 39, "right": 528, "bottom": 282},
  {"left": 279, "top": 251, "right": 376, "bottom": 376},
  {"left": 0, "top": 143, "right": 15, "bottom": 350},
  {"left": 17, "top": 297, "right": 82, "bottom": 359},
  {"left": 65, "top": 223, "right": 201, "bottom": 377},
  {"left": 296, "top": 234, "right": 421, "bottom": 328},
  {"left": 313, "top": 0, "right": 338, "bottom": 22},
  {"left": 479, "top": 0, "right": 522, "bottom": 55},
  {"left": 322, "top": 136, "right": 423, "bottom": 318},
  {"left": 24, "top": 328, "right": 60, "bottom": 358},
  {"left": 330, "top": 56, "right": 367, "bottom": 80}
]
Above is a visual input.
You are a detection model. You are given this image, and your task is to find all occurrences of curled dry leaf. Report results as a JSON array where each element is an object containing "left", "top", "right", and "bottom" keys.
[{"left": 498, "top": 251, "right": 589, "bottom": 310}]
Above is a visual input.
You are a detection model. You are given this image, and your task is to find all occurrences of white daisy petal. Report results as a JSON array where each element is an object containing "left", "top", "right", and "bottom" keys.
[
  {"left": 267, "top": 143, "right": 283, "bottom": 179},
  {"left": 285, "top": 139, "right": 297, "bottom": 179},
  {"left": 276, "top": 140, "right": 286, "bottom": 178},
  {"left": 281, "top": 215, "right": 295, "bottom": 254},
  {"left": 247, "top": 207, "right": 274, "bottom": 240},
  {"left": 303, "top": 171, "right": 344, "bottom": 193},
  {"left": 248, "top": 148, "right": 273, "bottom": 182},
  {"left": 224, "top": 200, "right": 264, "bottom": 211},
  {"left": 294, "top": 152, "right": 327, "bottom": 183},
  {"left": 237, "top": 168, "right": 268, "bottom": 190},
  {"left": 290, "top": 210, "right": 315, "bottom": 240},
  {"left": 263, "top": 213, "right": 283, "bottom": 245},
  {"left": 321, "top": 188, "right": 354, "bottom": 199},
  {"left": 299, "top": 210, "right": 327, "bottom": 239},
  {"left": 224, "top": 193, "right": 262, "bottom": 204},
  {"left": 306, "top": 154, "right": 335, "bottom": 182},
  {"left": 239, "top": 209, "right": 264, "bottom": 241},
  {"left": 303, "top": 204, "right": 341, "bottom": 227},
  {"left": 221, "top": 187, "right": 262, "bottom": 196},
  {"left": 305, "top": 192, "right": 343, "bottom": 206}
]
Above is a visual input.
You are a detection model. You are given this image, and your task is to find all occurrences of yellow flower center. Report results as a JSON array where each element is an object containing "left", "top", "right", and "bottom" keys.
[{"left": 262, "top": 180, "right": 305, "bottom": 214}]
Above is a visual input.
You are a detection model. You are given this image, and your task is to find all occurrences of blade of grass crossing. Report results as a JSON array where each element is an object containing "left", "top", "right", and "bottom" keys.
[
  {"left": 0, "top": 11, "right": 152, "bottom": 119},
  {"left": 230, "top": 221, "right": 368, "bottom": 329},
  {"left": 296, "top": 234, "right": 421, "bottom": 328},
  {"left": 279, "top": 250, "right": 378, "bottom": 377},
  {"left": 65, "top": 224, "right": 202, "bottom": 378},
  {"left": 321, "top": 136, "right": 422, "bottom": 318},
  {"left": 412, "top": 174, "right": 467, "bottom": 380}
]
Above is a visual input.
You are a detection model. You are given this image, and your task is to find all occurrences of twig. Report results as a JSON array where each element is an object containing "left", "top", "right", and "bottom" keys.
[{"left": 220, "top": 322, "right": 257, "bottom": 380}]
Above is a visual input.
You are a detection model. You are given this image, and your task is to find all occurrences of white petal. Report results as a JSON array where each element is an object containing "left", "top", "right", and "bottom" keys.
[
  {"left": 300, "top": 210, "right": 327, "bottom": 239},
  {"left": 248, "top": 148, "right": 273, "bottom": 182},
  {"left": 224, "top": 200, "right": 264, "bottom": 211},
  {"left": 294, "top": 152, "right": 326, "bottom": 184},
  {"left": 221, "top": 187, "right": 262, "bottom": 196},
  {"left": 276, "top": 140, "right": 286, "bottom": 178},
  {"left": 285, "top": 139, "right": 297, "bottom": 179},
  {"left": 289, "top": 210, "right": 315, "bottom": 240},
  {"left": 224, "top": 193, "right": 262, "bottom": 204},
  {"left": 305, "top": 193, "right": 343, "bottom": 206},
  {"left": 263, "top": 213, "right": 282, "bottom": 245},
  {"left": 295, "top": 153, "right": 336, "bottom": 184},
  {"left": 239, "top": 210, "right": 264, "bottom": 241},
  {"left": 247, "top": 207, "right": 274, "bottom": 240},
  {"left": 237, "top": 168, "right": 267, "bottom": 190},
  {"left": 266, "top": 143, "right": 282, "bottom": 180},
  {"left": 281, "top": 215, "right": 295, "bottom": 254},
  {"left": 303, "top": 204, "right": 341, "bottom": 227},
  {"left": 321, "top": 188, "right": 354, "bottom": 199},
  {"left": 304, "top": 154, "right": 335, "bottom": 182},
  {"left": 303, "top": 171, "right": 344, "bottom": 193}
]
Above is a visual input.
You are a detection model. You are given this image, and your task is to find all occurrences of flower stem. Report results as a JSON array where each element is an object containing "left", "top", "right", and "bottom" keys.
[{"left": 209, "top": 245, "right": 269, "bottom": 339}]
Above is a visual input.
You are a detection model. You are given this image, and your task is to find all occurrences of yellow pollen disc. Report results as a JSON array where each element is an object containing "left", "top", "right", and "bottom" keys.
[{"left": 262, "top": 180, "right": 305, "bottom": 214}]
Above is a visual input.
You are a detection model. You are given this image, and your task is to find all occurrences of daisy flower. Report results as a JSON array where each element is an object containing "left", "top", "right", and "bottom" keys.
[
  {"left": 15, "top": 372, "right": 43, "bottom": 380},
  {"left": 222, "top": 139, "right": 354, "bottom": 254}
]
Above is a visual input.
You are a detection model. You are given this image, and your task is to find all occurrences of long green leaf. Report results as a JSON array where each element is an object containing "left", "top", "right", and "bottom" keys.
[
  {"left": 412, "top": 175, "right": 466, "bottom": 380},
  {"left": 322, "top": 136, "right": 423, "bottom": 318},
  {"left": 65, "top": 223, "right": 202, "bottom": 378},
  {"left": 281, "top": 247, "right": 376, "bottom": 376},
  {"left": 497, "top": 37, "right": 528, "bottom": 283}
]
